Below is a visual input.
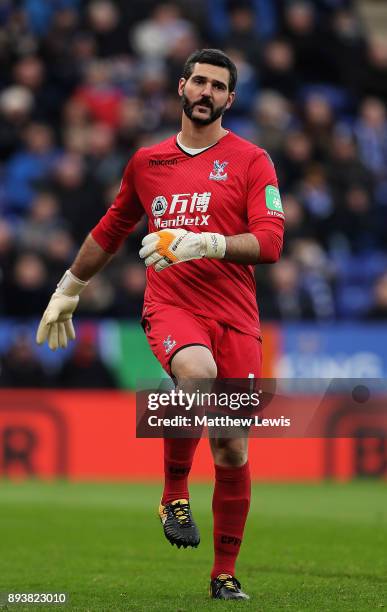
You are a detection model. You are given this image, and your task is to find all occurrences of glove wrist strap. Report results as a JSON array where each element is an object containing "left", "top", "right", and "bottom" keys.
[
  {"left": 202, "top": 233, "right": 226, "bottom": 259},
  {"left": 56, "top": 269, "right": 89, "bottom": 297}
]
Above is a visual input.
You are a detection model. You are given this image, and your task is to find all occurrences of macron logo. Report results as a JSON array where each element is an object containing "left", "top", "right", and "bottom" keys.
[{"left": 149, "top": 159, "right": 178, "bottom": 167}]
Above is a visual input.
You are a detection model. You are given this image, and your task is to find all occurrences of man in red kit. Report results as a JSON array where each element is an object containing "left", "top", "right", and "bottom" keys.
[{"left": 36, "top": 49, "right": 284, "bottom": 600}]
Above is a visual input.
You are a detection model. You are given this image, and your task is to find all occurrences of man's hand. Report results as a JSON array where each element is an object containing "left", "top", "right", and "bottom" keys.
[
  {"left": 139, "top": 229, "right": 226, "bottom": 272},
  {"left": 36, "top": 270, "right": 88, "bottom": 350}
]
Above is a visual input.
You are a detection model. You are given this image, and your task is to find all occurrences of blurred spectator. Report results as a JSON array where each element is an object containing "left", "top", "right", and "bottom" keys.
[
  {"left": 253, "top": 91, "right": 291, "bottom": 155},
  {"left": 223, "top": 48, "right": 258, "bottom": 116},
  {"left": 278, "top": 130, "right": 314, "bottom": 191},
  {"left": 3, "top": 122, "right": 59, "bottom": 218},
  {"left": 361, "top": 36, "right": 387, "bottom": 104},
  {"left": 12, "top": 55, "right": 62, "bottom": 122},
  {"left": 0, "top": 332, "right": 52, "bottom": 387},
  {"left": 302, "top": 93, "right": 335, "bottom": 160},
  {"left": 62, "top": 96, "right": 90, "bottom": 129},
  {"left": 298, "top": 163, "right": 334, "bottom": 224},
  {"left": 3, "top": 252, "right": 51, "bottom": 316},
  {"left": 117, "top": 96, "right": 148, "bottom": 148},
  {"left": 0, "top": 86, "right": 34, "bottom": 160},
  {"left": 259, "top": 257, "right": 317, "bottom": 320},
  {"left": 332, "top": 186, "right": 381, "bottom": 254},
  {"left": 156, "top": 93, "right": 181, "bottom": 134},
  {"left": 136, "top": 66, "right": 171, "bottom": 135},
  {"left": 324, "top": 8, "right": 366, "bottom": 92},
  {"left": 281, "top": 193, "right": 314, "bottom": 250},
  {"left": 85, "top": 122, "right": 125, "bottom": 185},
  {"left": 49, "top": 153, "right": 105, "bottom": 245},
  {"left": 0, "top": 220, "right": 16, "bottom": 313},
  {"left": 165, "top": 30, "right": 200, "bottom": 91},
  {"left": 39, "top": 6, "right": 81, "bottom": 99},
  {"left": 56, "top": 325, "right": 116, "bottom": 388},
  {"left": 86, "top": 0, "right": 129, "bottom": 57},
  {"left": 0, "top": 219, "right": 15, "bottom": 265},
  {"left": 355, "top": 98, "right": 387, "bottom": 179},
  {"left": 260, "top": 39, "right": 300, "bottom": 100},
  {"left": 281, "top": 1, "right": 333, "bottom": 83},
  {"left": 16, "top": 191, "right": 65, "bottom": 252},
  {"left": 220, "top": 5, "right": 263, "bottom": 68},
  {"left": 72, "top": 60, "right": 124, "bottom": 128},
  {"left": 364, "top": 273, "right": 387, "bottom": 320},
  {"left": 76, "top": 275, "right": 115, "bottom": 317},
  {"left": 63, "top": 124, "right": 89, "bottom": 155},
  {"left": 111, "top": 261, "right": 147, "bottom": 318},
  {"left": 208, "top": 0, "right": 277, "bottom": 44},
  {"left": 0, "top": 8, "right": 37, "bottom": 79},
  {"left": 131, "top": 4, "right": 194, "bottom": 59},
  {"left": 70, "top": 31, "right": 98, "bottom": 70},
  {"left": 291, "top": 238, "right": 336, "bottom": 320},
  {"left": 44, "top": 228, "right": 76, "bottom": 281},
  {"left": 23, "top": 0, "right": 80, "bottom": 37},
  {"left": 326, "top": 129, "right": 373, "bottom": 201}
]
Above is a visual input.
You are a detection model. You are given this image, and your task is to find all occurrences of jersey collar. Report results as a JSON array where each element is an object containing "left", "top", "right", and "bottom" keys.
[{"left": 174, "top": 130, "right": 230, "bottom": 158}]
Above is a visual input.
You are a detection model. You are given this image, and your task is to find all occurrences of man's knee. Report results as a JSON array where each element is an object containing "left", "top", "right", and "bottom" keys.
[
  {"left": 171, "top": 345, "right": 217, "bottom": 380},
  {"left": 176, "top": 362, "right": 217, "bottom": 380},
  {"left": 210, "top": 438, "right": 248, "bottom": 467}
]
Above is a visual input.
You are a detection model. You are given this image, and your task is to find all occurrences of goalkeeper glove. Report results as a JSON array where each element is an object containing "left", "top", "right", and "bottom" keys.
[
  {"left": 139, "top": 229, "right": 226, "bottom": 272},
  {"left": 36, "top": 270, "right": 88, "bottom": 350}
]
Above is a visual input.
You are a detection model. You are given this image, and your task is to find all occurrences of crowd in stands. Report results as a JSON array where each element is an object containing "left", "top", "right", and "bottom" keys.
[{"left": 1, "top": 0, "right": 387, "bottom": 327}]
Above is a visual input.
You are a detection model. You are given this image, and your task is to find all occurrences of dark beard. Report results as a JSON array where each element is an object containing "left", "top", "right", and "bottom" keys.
[{"left": 182, "top": 93, "right": 227, "bottom": 126}]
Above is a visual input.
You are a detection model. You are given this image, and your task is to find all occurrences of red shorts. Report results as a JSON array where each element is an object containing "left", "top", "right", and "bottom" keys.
[{"left": 142, "top": 304, "right": 262, "bottom": 378}]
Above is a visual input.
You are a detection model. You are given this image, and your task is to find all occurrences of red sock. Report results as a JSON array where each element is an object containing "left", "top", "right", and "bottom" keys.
[
  {"left": 161, "top": 438, "right": 200, "bottom": 504},
  {"left": 211, "top": 462, "right": 251, "bottom": 579}
]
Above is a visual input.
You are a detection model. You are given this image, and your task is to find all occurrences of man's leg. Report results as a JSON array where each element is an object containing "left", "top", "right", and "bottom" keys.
[
  {"left": 162, "top": 345, "right": 217, "bottom": 503},
  {"left": 209, "top": 436, "right": 250, "bottom": 581},
  {"left": 207, "top": 326, "right": 261, "bottom": 599},
  {"left": 159, "top": 345, "right": 217, "bottom": 547},
  {"left": 142, "top": 304, "right": 214, "bottom": 538}
]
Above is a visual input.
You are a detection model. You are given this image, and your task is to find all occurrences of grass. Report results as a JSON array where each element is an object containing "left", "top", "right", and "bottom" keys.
[{"left": 0, "top": 481, "right": 386, "bottom": 611}]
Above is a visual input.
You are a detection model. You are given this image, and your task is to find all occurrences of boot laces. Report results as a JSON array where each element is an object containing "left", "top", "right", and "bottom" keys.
[
  {"left": 170, "top": 501, "right": 192, "bottom": 527},
  {"left": 217, "top": 574, "right": 238, "bottom": 592}
]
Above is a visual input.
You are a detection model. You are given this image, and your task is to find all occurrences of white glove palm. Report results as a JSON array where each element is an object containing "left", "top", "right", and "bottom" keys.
[
  {"left": 36, "top": 270, "right": 88, "bottom": 350},
  {"left": 36, "top": 293, "right": 78, "bottom": 350},
  {"left": 139, "top": 229, "right": 226, "bottom": 272}
]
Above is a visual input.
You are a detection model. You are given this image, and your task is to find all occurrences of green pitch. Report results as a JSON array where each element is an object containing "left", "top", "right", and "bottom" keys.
[{"left": 0, "top": 481, "right": 386, "bottom": 611}]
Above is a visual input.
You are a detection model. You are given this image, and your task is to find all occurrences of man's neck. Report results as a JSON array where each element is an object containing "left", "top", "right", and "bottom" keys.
[{"left": 179, "top": 115, "right": 228, "bottom": 148}]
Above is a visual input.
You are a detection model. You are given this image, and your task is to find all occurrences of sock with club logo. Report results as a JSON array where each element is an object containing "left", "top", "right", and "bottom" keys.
[
  {"left": 162, "top": 438, "right": 201, "bottom": 504},
  {"left": 211, "top": 461, "right": 251, "bottom": 578}
]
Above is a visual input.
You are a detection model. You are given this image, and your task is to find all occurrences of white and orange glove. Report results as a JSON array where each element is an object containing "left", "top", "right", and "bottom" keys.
[
  {"left": 139, "top": 229, "right": 226, "bottom": 272},
  {"left": 36, "top": 270, "right": 88, "bottom": 350}
]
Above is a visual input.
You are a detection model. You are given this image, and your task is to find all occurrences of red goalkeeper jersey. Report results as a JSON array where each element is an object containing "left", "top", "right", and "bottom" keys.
[{"left": 91, "top": 131, "right": 285, "bottom": 338}]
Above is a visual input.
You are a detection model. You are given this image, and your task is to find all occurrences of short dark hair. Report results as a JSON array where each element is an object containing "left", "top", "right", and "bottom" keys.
[{"left": 182, "top": 49, "right": 237, "bottom": 92}]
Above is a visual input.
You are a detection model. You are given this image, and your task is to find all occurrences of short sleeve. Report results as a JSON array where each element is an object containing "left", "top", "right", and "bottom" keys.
[
  {"left": 91, "top": 153, "right": 144, "bottom": 253},
  {"left": 246, "top": 150, "right": 285, "bottom": 263}
]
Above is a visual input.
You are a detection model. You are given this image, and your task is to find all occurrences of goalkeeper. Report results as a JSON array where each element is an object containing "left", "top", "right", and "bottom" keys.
[{"left": 37, "top": 48, "right": 284, "bottom": 601}]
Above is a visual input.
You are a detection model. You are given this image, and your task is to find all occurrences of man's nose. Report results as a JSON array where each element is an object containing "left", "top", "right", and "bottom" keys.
[{"left": 201, "top": 82, "right": 212, "bottom": 97}]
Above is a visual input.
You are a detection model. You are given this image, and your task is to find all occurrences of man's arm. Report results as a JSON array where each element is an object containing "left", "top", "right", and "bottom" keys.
[
  {"left": 139, "top": 227, "right": 282, "bottom": 271},
  {"left": 224, "top": 234, "right": 260, "bottom": 265},
  {"left": 36, "top": 152, "right": 144, "bottom": 350},
  {"left": 75, "top": 232, "right": 259, "bottom": 271},
  {"left": 71, "top": 233, "right": 114, "bottom": 280},
  {"left": 35, "top": 234, "right": 114, "bottom": 350}
]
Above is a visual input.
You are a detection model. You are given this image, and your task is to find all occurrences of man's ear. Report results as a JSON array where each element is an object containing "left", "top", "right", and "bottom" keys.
[
  {"left": 225, "top": 91, "right": 236, "bottom": 110},
  {"left": 178, "top": 78, "right": 186, "bottom": 97}
]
